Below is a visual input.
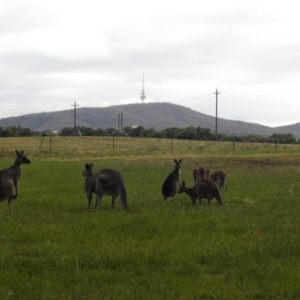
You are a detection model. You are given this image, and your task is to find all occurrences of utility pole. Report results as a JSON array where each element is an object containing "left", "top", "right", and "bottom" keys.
[
  {"left": 72, "top": 102, "right": 79, "bottom": 135},
  {"left": 121, "top": 112, "right": 123, "bottom": 135},
  {"left": 214, "top": 88, "right": 220, "bottom": 140},
  {"left": 118, "top": 112, "right": 123, "bottom": 136}
]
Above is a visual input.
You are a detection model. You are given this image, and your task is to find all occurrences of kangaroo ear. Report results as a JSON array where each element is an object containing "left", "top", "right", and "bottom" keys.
[
  {"left": 85, "top": 164, "right": 89, "bottom": 169},
  {"left": 174, "top": 159, "right": 177, "bottom": 163},
  {"left": 15, "top": 150, "right": 20, "bottom": 156}
]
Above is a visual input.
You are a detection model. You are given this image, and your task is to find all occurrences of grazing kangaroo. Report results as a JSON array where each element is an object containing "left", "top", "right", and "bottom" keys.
[
  {"left": 210, "top": 170, "right": 227, "bottom": 191},
  {"left": 83, "top": 163, "right": 128, "bottom": 211},
  {"left": 0, "top": 150, "right": 31, "bottom": 215},
  {"left": 161, "top": 159, "right": 182, "bottom": 200},
  {"left": 178, "top": 180, "right": 223, "bottom": 206},
  {"left": 193, "top": 166, "right": 210, "bottom": 183}
]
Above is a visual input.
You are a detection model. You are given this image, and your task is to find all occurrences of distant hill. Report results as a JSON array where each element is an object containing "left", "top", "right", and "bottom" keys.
[{"left": 0, "top": 102, "right": 299, "bottom": 138}]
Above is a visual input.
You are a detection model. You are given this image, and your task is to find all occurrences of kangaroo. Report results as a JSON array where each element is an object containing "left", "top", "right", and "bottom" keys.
[
  {"left": 161, "top": 159, "right": 182, "bottom": 200},
  {"left": 0, "top": 179, "right": 15, "bottom": 215},
  {"left": 193, "top": 166, "right": 210, "bottom": 183},
  {"left": 83, "top": 163, "right": 128, "bottom": 211},
  {"left": 82, "top": 163, "right": 99, "bottom": 209},
  {"left": 210, "top": 170, "right": 227, "bottom": 191},
  {"left": 0, "top": 150, "right": 31, "bottom": 215},
  {"left": 178, "top": 180, "right": 223, "bottom": 206}
]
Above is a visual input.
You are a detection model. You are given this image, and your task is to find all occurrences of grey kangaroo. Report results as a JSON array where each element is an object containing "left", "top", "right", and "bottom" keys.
[
  {"left": 83, "top": 163, "right": 128, "bottom": 211},
  {"left": 210, "top": 170, "right": 227, "bottom": 191},
  {"left": 161, "top": 159, "right": 182, "bottom": 200},
  {"left": 192, "top": 166, "right": 210, "bottom": 183},
  {"left": 0, "top": 150, "right": 31, "bottom": 215},
  {"left": 0, "top": 179, "right": 15, "bottom": 215},
  {"left": 178, "top": 180, "right": 223, "bottom": 206}
]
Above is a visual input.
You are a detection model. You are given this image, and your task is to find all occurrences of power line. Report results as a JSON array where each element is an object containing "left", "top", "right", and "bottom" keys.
[
  {"left": 157, "top": 89, "right": 300, "bottom": 103},
  {"left": 221, "top": 92, "right": 296, "bottom": 97}
]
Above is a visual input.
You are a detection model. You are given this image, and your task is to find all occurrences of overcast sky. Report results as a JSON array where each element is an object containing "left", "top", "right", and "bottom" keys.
[{"left": 1, "top": 0, "right": 299, "bottom": 127}]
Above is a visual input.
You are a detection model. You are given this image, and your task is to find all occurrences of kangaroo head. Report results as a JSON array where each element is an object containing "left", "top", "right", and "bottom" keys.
[
  {"left": 15, "top": 150, "right": 31, "bottom": 165},
  {"left": 206, "top": 169, "right": 210, "bottom": 179},
  {"left": 174, "top": 159, "right": 182, "bottom": 170},
  {"left": 82, "top": 163, "right": 93, "bottom": 177},
  {"left": 177, "top": 180, "right": 186, "bottom": 194}
]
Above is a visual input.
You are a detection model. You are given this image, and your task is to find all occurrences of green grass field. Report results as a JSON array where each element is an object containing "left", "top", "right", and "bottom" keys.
[{"left": 1, "top": 137, "right": 300, "bottom": 299}]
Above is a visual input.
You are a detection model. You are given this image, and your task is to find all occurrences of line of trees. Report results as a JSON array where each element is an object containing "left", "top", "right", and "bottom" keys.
[
  {"left": 60, "top": 125, "right": 298, "bottom": 144},
  {"left": 0, "top": 126, "right": 33, "bottom": 137},
  {"left": 60, "top": 125, "right": 216, "bottom": 140},
  {"left": 0, "top": 125, "right": 298, "bottom": 144}
]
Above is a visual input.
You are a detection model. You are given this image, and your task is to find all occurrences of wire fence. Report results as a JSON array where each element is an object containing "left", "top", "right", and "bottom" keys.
[{"left": 0, "top": 135, "right": 299, "bottom": 157}]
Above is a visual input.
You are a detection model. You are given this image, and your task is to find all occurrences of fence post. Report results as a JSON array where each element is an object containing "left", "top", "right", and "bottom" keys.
[{"left": 39, "top": 140, "right": 44, "bottom": 152}]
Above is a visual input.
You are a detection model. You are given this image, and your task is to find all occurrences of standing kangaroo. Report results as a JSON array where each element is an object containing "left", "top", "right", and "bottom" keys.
[
  {"left": 178, "top": 180, "right": 223, "bottom": 206},
  {"left": 210, "top": 170, "right": 227, "bottom": 191},
  {"left": 193, "top": 166, "right": 210, "bottom": 183},
  {"left": 161, "top": 159, "right": 182, "bottom": 200},
  {"left": 0, "top": 179, "right": 15, "bottom": 215},
  {"left": 83, "top": 163, "right": 128, "bottom": 211},
  {"left": 0, "top": 150, "right": 31, "bottom": 215}
]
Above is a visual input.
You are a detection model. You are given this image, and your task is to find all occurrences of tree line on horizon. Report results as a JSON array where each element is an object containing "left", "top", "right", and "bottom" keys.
[{"left": 0, "top": 125, "right": 298, "bottom": 144}]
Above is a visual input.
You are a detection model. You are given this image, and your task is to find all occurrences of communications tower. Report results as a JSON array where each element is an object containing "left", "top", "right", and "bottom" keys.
[{"left": 140, "top": 73, "right": 146, "bottom": 103}]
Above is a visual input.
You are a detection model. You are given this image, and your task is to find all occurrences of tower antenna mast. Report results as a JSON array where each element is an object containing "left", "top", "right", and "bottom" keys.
[{"left": 140, "top": 72, "right": 146, "bottom": 103}]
